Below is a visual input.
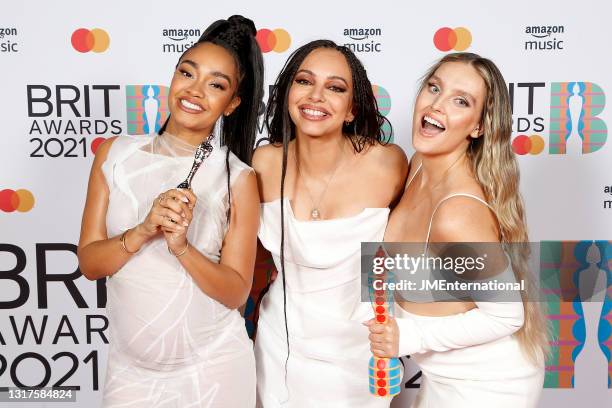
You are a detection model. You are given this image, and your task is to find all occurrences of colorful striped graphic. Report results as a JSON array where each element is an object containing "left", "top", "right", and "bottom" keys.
[
  {"left": 599, "top": 242, "right": 612, "bottom": 388},
  {"left": 125, "top": 85, "right": 170, "bottom": 135},
  {"left": 372, "top": 85, "right": 392, "bottom": 142},
  {"left": 549, "top": 82, "right": 573, "bottom": 154},
  {"left": 549, "top": 82, "right": 607, "bottom": 154},
  {"left": 577, "top": 82, "right": 607, "bottom": 153},
  {"left": 541, "top": 241, "right": 612, "bottom": 388}
]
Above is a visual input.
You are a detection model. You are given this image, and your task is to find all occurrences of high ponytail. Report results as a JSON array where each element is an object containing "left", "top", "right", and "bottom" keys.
[
  {"left": 160, "top": 15, "right": 264, "bottom": 165},
  {"left": 159, "top": 15, "right": 263, "bottom": 224},
  {"left": 200, "top": 15, "right": 264, "bottom": 165}
]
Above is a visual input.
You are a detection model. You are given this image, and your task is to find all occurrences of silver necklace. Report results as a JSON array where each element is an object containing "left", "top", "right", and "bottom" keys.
[{"left": 295, "top": 143, "right": 347, "bottom": 221}]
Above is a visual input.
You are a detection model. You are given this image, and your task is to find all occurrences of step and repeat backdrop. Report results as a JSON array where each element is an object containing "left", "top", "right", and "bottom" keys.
[{"left": 1, "top": 0, "right": 611, "bottom": 406}]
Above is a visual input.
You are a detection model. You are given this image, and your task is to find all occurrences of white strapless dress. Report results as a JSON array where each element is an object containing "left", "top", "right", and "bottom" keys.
[
  {"left": 255, "top": 199, "right": 393, "bottom": 407},
  {"left": 101, "top": 135, "right": 256, "bottom": 407}
]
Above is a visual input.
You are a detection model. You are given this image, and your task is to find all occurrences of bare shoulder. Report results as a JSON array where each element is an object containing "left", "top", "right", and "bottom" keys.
[
  {"left": 230, "top": 169, "right": 259, "bottom": 206},
  {"left": 361, "top": 142, "right": 408, "bottom": 181},
  {"left": 430, "top": 195, "right": 500, "bottom": 243},
  {"left": 364, "top": 142, "right": 408, "bottom": 168},
  {"left": 232, "top": 168, "right": 258, "bottom": 193},
  {"left": 251, "top": 142, "right": 283, "bottom": 175},
  {"left": 91, "top": 136, "right": 119, "bottom": 169},
  {"left": 252, "top": 142, "right": 283, "bottom": 202}
]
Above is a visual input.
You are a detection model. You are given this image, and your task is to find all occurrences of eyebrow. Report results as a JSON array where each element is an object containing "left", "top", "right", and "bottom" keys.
[
  {"left": 430, "top": 74, "right": 476, "bottom": 103},
  {"left": 296, "top": 69, "right": 349, "bottom": 87},
  {"left": 179, "top": 59, "right": 233, "bottom": 86}
]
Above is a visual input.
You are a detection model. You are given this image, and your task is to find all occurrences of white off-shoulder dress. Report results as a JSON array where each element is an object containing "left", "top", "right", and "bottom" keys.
[
  {"left": 101, "top": 134, "right": 256, "bottom": 407},
  {"left": 255, "top": 199, "right": 393, "bottom": 407}
]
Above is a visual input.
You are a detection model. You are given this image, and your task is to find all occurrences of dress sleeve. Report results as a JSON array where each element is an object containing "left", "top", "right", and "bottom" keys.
[{"left": 396, "top": 300, "right": 524, "bottom": 356}]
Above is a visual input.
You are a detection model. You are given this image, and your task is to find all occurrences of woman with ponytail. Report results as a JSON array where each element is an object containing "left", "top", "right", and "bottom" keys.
[
  {"left": 252, "top": 40, "right": 408, "bottom": 407},
  {"left": 78, "top": 15, "right": 263, "bottom": 407},
  {"left": 368, "top": 53, "right": 547, "bottom": 407}
]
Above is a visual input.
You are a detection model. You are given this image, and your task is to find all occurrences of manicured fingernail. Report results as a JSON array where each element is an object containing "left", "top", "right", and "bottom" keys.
[
  {"left": 181, "top": 196, "right": 189, "bottom": 203},
  {"left": 182, "top": 221, "right": 188, "bottom": 227}
]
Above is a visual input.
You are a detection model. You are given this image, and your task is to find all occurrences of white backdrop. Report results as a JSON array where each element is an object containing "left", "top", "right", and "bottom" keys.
[{"left": 1, "top": 0, "right": 611, "bottom": 406}]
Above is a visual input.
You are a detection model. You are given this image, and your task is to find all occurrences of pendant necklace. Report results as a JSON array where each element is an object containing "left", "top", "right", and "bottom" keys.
[{"left": 295, "top": 142, "right": 347, "bottom": 221}]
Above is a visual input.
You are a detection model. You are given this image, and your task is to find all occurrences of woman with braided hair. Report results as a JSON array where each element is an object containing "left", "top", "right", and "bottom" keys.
[
  {"left": 78, "top": 15, "right": 263, "bottom": 407},
  {"left": 252, "top": 40, "right": 408, "bottom": 407}
]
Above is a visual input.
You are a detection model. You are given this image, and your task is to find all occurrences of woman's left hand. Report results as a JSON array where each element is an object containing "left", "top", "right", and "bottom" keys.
[
  {"left": 364, "top": 316, "right": 400, "bottom": 358},
  {"left": 159, "top": 188, "right": 197, "bottom": 253}
]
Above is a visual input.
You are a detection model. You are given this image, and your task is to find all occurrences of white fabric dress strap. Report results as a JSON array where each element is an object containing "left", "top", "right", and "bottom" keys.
[
  {"left": 425, "top": 193, "right": 496, "bottom": 245},
  {"left": 405, "top": 162, "right": 422, "bottom": 190}
]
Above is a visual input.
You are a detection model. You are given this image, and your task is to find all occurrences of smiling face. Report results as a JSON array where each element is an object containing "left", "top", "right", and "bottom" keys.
[
  {"left": 287, "top": 48, "right": 355, "bottom": 139},
  {"left": 412, "top": 61, "right": 487, "bottom": 156},
  {"left": 166, "top": 42, "right": 241, "bottom": 139}
]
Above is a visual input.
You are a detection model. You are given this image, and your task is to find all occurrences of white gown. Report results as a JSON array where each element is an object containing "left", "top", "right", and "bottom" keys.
[
  {"left": 394, "top": 188, "right": 545, "bottom": 407},
  {"left": 101, "top": 134, "right": 256, "bottom": 407},
  {"left": 255, "top": 199, "right": 393, "bottom": 408}
]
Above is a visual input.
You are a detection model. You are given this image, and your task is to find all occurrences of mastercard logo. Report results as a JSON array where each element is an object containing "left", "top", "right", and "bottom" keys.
[
  {"left": 0, "top": 189, "right": 35, "bottom": 213},
  {"left": 71, "top": 28, "right": 110, "bottom": 53},
  {"left": 256, "top": 28, "right": 291, "bottom": 53},
  {"left": 433, "top": 27, "right": 472, "bottom": 52},
  {"left": 512, "top": 134, "right": 545, "bottom": 155},
  {"left": 91, "top": 137, "right": 107, "bottom": 154}
]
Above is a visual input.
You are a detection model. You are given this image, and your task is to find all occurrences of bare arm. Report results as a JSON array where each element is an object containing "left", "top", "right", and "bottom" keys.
[
  {"left": 77, "top": 137, "right": 143, "bottom": 279},
  {"left": 169, "top": 170, "right": 260, "bottom": 309},
  {"left": 77, "top": 137, "right": 185, "bottom": 280},
  {"left": 369, "top": 197, "right": 524, "bottom": 357}
]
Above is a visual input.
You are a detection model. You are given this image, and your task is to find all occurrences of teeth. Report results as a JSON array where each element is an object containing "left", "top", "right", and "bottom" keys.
[
  {"left": 424, "top": 115, "right": 444, "bottom": 129},
  {"left": 302, "top": 108, "right": 326, "bottom": 117},
  {"left": 181, "top": 99, "right": 202, "bottom": 111}
]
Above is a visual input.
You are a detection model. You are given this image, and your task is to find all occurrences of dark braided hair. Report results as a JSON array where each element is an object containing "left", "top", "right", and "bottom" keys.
[
  {"left": 159, "top": 15, "right": 264, "bottom": 222},
  {"left": 264, "top": 39, "right": 392, "bottom": 387}
]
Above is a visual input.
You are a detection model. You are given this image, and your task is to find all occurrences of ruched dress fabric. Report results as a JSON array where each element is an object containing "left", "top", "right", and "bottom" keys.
[
  {"left": 101, "top": 134, "right": 255, "bottom": 408},
  {"left": 255, "top": 199, "right": 393, "bottom": 408}
]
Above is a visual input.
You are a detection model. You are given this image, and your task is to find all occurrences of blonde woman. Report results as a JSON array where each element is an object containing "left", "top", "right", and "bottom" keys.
[{"left": 367, "top": 53, "right": 547, "bottom": 407}]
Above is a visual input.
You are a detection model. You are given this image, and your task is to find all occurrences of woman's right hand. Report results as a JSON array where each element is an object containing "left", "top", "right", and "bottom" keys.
[
  {"left": 364, "top": 316, "right": 400, "bottom": 358},
  {"left": 140, "top": 190, "right": 192, "bottom": 239}
]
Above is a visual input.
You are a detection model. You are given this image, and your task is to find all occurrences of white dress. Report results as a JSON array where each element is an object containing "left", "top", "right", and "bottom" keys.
[
  {"left": 255, "top": 199, "right": 393, "bottom": 407},
  {"left": 394, "top": 189, "right": 545, "bottom": 408},
  {"left": 101, "top": 134, "right": 256, "bottom": 407}
]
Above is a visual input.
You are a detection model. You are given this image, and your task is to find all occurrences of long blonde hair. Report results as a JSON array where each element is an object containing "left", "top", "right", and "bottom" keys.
[{"left": 420, "top": 53, "right": 549, "bottom": 364}]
